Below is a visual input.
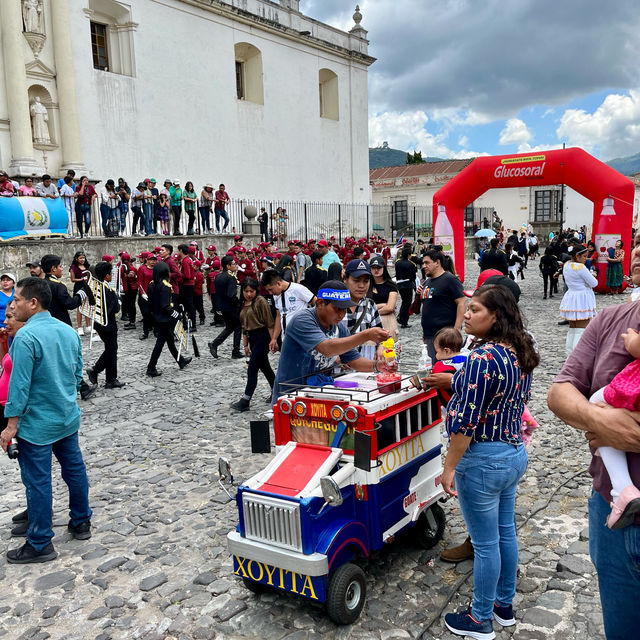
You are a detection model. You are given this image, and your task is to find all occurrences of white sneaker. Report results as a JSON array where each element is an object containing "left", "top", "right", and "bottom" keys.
[
  {"left": 263, "top": 409, "right": 274, "bottom": 419},
  {"left": 77, "top": 327, "right": 85, "bottom": 336},
  {"left": 91, "top": 334, "right": 102, "bottom": 343}
]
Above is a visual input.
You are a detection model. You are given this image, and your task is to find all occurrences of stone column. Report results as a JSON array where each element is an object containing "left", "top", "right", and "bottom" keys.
[
  {"left": 0, "top": 0, "right": 43, "bottom": 176},
  {"left": 50, "top": 0, "right": 85, "bottom": 173}
]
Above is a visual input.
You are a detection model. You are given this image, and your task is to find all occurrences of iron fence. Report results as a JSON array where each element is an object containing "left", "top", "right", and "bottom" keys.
[{"left": 62, "top": 198, "right": 492, "bottom": 244}]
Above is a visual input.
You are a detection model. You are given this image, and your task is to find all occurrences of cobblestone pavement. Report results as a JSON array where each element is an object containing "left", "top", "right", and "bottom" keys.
[{"left": 0, "top": 259, "right": 622, "bottom": 640}]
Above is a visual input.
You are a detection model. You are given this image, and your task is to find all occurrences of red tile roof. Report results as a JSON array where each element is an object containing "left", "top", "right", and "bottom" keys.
[{"left": 369, "top": 159, "right": 474, "bottom": 180}]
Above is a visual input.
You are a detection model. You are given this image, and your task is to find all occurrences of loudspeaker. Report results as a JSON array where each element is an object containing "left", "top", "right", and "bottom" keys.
[{"left": 250, "top": 420, "right": 271, "bottom": 454}]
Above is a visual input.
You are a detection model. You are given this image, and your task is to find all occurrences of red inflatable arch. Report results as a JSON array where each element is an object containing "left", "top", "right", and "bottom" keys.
[{"left": 432, "top": 147, "right": 635, "bottom": 291}]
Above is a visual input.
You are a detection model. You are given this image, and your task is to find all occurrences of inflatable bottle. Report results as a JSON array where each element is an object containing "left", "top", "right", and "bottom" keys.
[
  {"left": 434, "top": 204, "right": 455, "bottom": 260},
  {"left": 594, "top": 198, "right": 622, "bottom": 291}
]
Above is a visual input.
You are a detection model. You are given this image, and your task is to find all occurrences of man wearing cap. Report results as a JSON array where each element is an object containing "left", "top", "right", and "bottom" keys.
[
  {"left": 131, "top": 182, "right": 146, "bottom": 236},
  {"left": 318, "top": 239, "right": 340, "bottom": 270},
  {"left": 119, "top": 252, "right": 138, "bottom": 330},
  {"left": 271, "top": 281, "right": 390, "bottom": 404},
  {"left": 169, "top": 180, "right": 183, "bottom": 235},
  {"left": 342, "top": 259, "right": 384, "bottom": 360},
  {"left": 177, "top": 244, "right": 196, "bottom": 330},
  {"left": 26, "top": 260, "right": 44, "bottom": 279},
  {"left": 419, "top": 249, "right": 466, "bottom": 362},
  {"left": 137, "top": 253, "right": 156, "bottom": 340}
]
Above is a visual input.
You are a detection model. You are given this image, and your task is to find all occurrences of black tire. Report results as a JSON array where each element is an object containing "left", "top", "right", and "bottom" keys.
[
  {"left": 414, "top": 503, "right": 445, "bottom": 549},
  {"left": 242, "top": 577, "right": 268, "bottom": 594},
  {"left": 326, "top": 563, "right": 366, "bottom": 625}
]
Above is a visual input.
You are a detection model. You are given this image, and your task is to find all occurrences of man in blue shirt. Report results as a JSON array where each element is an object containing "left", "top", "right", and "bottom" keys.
[
  {"left": 272, "top": 280, "right": 389, "bottom": 403},
  {"left": 0, "top": 277, "right": 92, "bottom": 563}
]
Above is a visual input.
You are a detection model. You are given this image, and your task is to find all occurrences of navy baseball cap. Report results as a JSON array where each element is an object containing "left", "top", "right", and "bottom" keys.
[
  {"left": 368, "top": 255, "right": 386, "bottom": 268},
  {"left": 345, "top": 259, "right": 371, "bottom": 278},
  {"left": 317, "top": 281, "right": 353, "bottom": 308}
]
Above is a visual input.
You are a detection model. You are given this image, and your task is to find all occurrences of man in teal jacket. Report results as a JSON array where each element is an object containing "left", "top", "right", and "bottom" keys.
[{"left": 0, "top": 277, "right": 92, "bottom": 563}]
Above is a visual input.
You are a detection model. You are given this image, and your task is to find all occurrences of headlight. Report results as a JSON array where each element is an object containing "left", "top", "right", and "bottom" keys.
[
  {"left": 344, "top": 406, "right": 359, "bottom": 422},
  {"left": 280, "top": 399, "right": 292, "bottom": 414},
  {"left": 293, "top": 401, "right": 307, "bottom": 417},
  {"left": 330, "top": 405, "right": 344, "bottom": 421}
]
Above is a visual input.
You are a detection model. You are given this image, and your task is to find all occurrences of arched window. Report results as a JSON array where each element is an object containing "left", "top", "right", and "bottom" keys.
[
  {"left": 87, "top": 0, "right": 136, "bottom": 77},
  {"left": 319, "top": 69, "right": 339, "bottom": 120},
  {"left": 234, "top": 43, "right": 264, "bottom": 105}
]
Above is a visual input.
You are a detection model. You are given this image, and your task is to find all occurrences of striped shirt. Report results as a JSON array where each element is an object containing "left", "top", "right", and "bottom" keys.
[
  {"left": 343, "top": 297, "right": 382, "bottom": 357},
  {"left": 445, "top": 343, "right": 532, "bottom": 443}
]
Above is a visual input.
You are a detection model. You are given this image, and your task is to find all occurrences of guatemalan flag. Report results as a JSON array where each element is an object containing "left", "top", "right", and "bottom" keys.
[
  {"left": 395, "top": 235, "right": 405, "bottom": 248},
  {"left": 0, "top": 197, "right": 68, "bottom": 240}
]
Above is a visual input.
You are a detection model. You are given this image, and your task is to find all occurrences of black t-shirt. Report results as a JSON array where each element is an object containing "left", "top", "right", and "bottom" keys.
[
  {"left": 301, "top": 265, "right": 327, "bottom": 295},
  {"left": 395, "top": 259, "right": 417, "bottom": 288},
  {"left": 420, "top": 272, "right": 464, "bottom": 338},
  {"left": 369, "top": 280, "right": 398, "bottom": 305}
]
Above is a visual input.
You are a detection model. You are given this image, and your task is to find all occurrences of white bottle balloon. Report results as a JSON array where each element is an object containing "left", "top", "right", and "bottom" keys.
[{"left": 434, "top": 204, "right": 455, "bottom": 259}]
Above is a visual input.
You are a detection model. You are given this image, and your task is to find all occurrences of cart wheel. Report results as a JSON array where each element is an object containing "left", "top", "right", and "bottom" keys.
[
  {"left": 414, "top": 503, "right": 445, "bottom": 549},
  {"left": 326, "top": 563, "right": 366, "bottom": 625},
  {"left": 242, "top": 577, "right": 268, "bottom": 594}
]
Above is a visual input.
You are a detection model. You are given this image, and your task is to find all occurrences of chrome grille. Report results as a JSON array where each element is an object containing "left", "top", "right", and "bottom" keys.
[{"left": 242, "top": 493, "right": 302, "bottom": 552}]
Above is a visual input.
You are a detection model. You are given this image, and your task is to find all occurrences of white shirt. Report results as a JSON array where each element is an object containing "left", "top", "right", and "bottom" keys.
[
  {"left": 274, "top": 282, "right": 314, "bottom": 334},
  {"left": 101, "top": 188, "right": 120, "bottom": 208},
  {"left": 59, "top": 184, "right": 75, "bottom": 204}
]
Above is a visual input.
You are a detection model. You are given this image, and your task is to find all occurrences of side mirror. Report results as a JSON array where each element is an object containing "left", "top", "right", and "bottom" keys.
[
  {"left": 318, "top": 476, "right": 343, "bottom": 514},
  {"left": 218, "top": 457, "right": 234, "bottom": 499}
]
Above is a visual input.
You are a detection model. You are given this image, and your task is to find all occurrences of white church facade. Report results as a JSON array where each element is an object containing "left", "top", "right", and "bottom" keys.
[{"left": 0, "top": 0, "right": 374, "bottom": 202}]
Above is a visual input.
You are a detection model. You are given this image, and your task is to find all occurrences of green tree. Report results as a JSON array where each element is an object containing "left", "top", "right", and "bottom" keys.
[{"left": 406, "top": 150, "right": 426, "bottom": 164}]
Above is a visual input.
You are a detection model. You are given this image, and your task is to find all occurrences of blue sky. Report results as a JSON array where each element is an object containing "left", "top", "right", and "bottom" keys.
[{"left": 301, "top": 0, "right": 640, "bottom": 161}]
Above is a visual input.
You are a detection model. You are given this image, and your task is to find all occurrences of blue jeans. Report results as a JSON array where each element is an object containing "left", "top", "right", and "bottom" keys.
[
  {"left": 100, "top": 203, "right": 116, "bottom": 234},
  {"left": 455, "top": 441, "right": 528, "bottom": 620},
  {"left": 589, "top": 489, "right": 640, "bottom": 639},
  {"left": 143, "top": 203, "right": 154, "bottom": 235},
  {"left": 17, "top": 431, "right": 92, "bottom": 551},
  {"left": 215, "top": 207, "right": 229, "bottom": 231},
  {"left": 199, "top": 207, "right": 210, "bottom": 232},
  {"left": 118, "top": 202, "right": 129, "bottom": 232},
  {"left": 76, "top": 203, "right": 91, "bottom": 235}
]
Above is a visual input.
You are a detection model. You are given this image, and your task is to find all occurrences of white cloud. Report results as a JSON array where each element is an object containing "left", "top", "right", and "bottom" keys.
[
  {"left": 556, "top": 90, "right": 640, "bottom": 159},
  {"left": 458, "top": 135, "right": 469, "bottom": 147},
  {"left": 499, "top": 119, "right": 532, "bottom": 147},
  {"left": 368, "top": 110, "right": 486, "bottom": 158}
]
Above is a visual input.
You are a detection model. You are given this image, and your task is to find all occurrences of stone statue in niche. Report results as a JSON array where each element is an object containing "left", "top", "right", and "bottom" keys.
[
  {"left": 22, "top": 0, "right": 44, "bottom": 35},
  {"left": 30, "top": 97, "right": 51, "bottom": 144}
]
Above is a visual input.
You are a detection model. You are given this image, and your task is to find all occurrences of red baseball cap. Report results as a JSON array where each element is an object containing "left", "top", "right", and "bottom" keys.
[
  {"left": 188, "top": 246, "right": 196, "bottom": 254},
  {"left": 463, "top": 269, "right": 504, "bottom": 297},
  {"left": 234, "top": 235, "right": 243, "bottom": 242},
  {"left": 194, "top": 260, "right": 202, "bottom": 267},
  {"left": 206, "top": 244, "right": 216, "bottom": 251},
  {"left": 119, "top": 251, "right": 131, "bottom": 261},
  {"left": 318, "top": 239, "right": 329, "bottom": 247},
  {"left": 102, "top": 254, "right": 114, "bottom": 262}
]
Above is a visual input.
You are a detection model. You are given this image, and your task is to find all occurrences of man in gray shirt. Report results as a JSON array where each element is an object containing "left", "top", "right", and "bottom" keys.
[{"left": 35, "top": 174, "right": 59, "bottom": 199}]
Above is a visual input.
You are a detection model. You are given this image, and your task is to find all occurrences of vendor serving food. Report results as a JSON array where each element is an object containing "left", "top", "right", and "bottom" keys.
[{"left": 271, "top": 280, "right": 389, "bottom": 404}]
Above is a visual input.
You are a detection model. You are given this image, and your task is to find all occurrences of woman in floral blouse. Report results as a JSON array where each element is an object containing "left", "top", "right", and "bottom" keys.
[{"left": 441, "top": 284, "right": 539, "bottom": 639}]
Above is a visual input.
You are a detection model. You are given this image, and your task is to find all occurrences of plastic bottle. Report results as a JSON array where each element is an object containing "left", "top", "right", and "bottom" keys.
[
  {"left": 434, "top": 204, "right": 455, "bottom": 260},
  {"left": 381, "top": 338, "right": 397, "bottom": 373},
  {"left": 417, "top": 345, "right": 432, "bottom": 380},
  {"left": 7, "top": 437, "right": 19, "bottom": 460}
]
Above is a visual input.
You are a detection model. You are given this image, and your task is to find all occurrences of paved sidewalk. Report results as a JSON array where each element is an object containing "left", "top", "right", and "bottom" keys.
[{"left": 0, "top": 260, "right": 613, "bottom": 640}]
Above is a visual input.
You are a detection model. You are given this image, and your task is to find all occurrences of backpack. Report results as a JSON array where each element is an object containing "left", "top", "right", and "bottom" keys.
[{"left": 105, "top": 216, "right": 119, "bottom": 237}]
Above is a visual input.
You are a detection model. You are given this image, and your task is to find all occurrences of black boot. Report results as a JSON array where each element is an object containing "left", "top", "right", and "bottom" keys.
[
  {"left": 178, "top": 355, "right": 192, "bottom": 369},
  {"left": 209, "top": 342, "right": 218, "bottom": 359},
  {"left": 231, "top": 397, "right": 250, "bottom": 412},
  {"left": 146, "top": 368, "right": 162, "bottom": 377},
  {"left": 231, "top": 350, "right": 244, "bottom": 359}
]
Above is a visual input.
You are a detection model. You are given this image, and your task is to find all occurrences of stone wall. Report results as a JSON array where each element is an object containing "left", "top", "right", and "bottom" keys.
[{"left": 0, "top": 234, "right": 259, "bottom": 283}]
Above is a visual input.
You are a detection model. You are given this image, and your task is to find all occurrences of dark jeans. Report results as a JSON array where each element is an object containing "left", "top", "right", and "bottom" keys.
[
  {"left": 122, "top": 290, "right": 137, "bottom": 323},
  {"left": 179, "top": 284, "right": 196, "bottom": 328},
  {"left": 100, "top": 204, "right": 117, "bottom": 235},
  {"left": 542, "top": 273, "right": 554, "bottom": 296},
  {"left": 245, "top": 327, "right": 275, "bottom": 397},
  {"left": 215, "top": 207, "right": 229, "bottom": 232},
  {"left": 18, "top": 431, "right": 92, "bottom": 551},
  {"left": 138, "top": 296, "right": 152, "bottom": 335},
  {"left": 171, "top": 205, "right": 182, "bottom": 234},
  {"left": 186, "top": 208, "right": 196, "bottom": 234},
  {"left": 93, "top": 329, "right": 118, "bottom": 382},
  {"left": 143, "top": 203, "right": 154, "bottom": 235},
  {"left": 194, "top": 294, "right": 205, "bottom": 321},
  {"left": 398, "top": 287, "right": 413, "bottom": 326},
  {"left": 199, "top": 207, "right": 210, "bottom": 232},
  {"left": 212, "top": 310, "right": 241, "bottom": 352},
  {"left": 589, "top": 489, "right": 640, "bottom": 639},
  {"left": 147, "top": 322, "right": 179, "bottom": 371},
  {"left": 118, "top": 202, "right": 129, "bottom": 232},
  {"left": 76, "top": 203, "right": 91, "bottom": 236},
  {"left": 131, "top": 206, "right": 143, "bottom": 234}
]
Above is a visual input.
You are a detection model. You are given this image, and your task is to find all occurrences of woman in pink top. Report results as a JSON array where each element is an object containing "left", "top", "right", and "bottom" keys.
[
  {"left": 17, "top": 177, "right": 38, "bottom": 197},
  {"left": 0, "top": 310, "right": 25, "bottom": 414}
]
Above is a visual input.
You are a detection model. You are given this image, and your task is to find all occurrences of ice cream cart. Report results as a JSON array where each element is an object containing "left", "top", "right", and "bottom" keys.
[{"left": 224, "top": 371, "right": 446, "bottom": 624}]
